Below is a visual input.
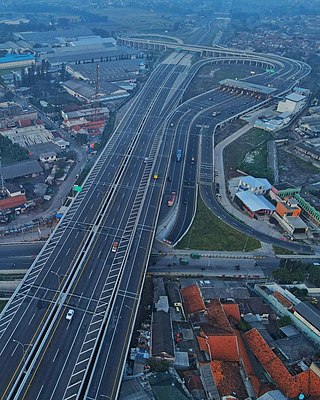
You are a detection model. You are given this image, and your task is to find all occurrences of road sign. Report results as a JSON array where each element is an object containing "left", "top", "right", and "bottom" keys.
[{"left": 73, "top": 185, "right": 82, "bottom": 192}]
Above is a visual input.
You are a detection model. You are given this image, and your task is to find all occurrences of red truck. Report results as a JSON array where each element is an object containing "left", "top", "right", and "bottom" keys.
[{"left": 167, "top": 191, "right": 177, "bottom": 207}]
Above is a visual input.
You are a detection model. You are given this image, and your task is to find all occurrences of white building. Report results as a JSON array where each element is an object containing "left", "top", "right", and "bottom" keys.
[
  {"left": 277, "top": 93, "right": 306, "bottom": 114},
  {"left": 237, "top": 176, "right": 272, "bottom": 195}
]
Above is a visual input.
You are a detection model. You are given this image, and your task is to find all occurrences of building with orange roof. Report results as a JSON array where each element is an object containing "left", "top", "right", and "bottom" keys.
[
  {"left": 204, "top": 299, "right": 234, "bottom": 334},
  {"left": 197, "top": 300, "right": 240, "bottom": 362},
  {"left": 198, "top": 335, "right": 239, "bottom": 362},
  {"left": 0, "top": 195, "right": 27, "bottom": 211},
  {"left": 233, "top": 329, "right": 272, "bottom": 397},
  {"left": 222, "top": 302, "right": 241, "bottom": 323},
  {"left": 210, "top": 360, "right": 248, "bottom": 399},
  {"left": 244, "top": 328, "right": 320, "bottom": 399},
  {"left": 273, "top": 291, "right": 293, "bottom": 309},
  {"left": 180, "top": 285, "right": 205, "bottom": 315}
]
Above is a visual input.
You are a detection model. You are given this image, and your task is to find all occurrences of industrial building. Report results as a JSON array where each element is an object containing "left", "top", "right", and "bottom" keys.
[
  {"left": 67, "top": 59, "right": 145, "bottom": 84},
  {"left": 2, "top": 159, "right": 42, "bottom": 181},
  {"left": 42, "top": 35, "right": 140, "bottom": 66},
  {"left": 0, "top": 54, "right": 35, "bottom": 70},
  {"left": 62, "top": 79, "right": 129, "bottom": 103}
]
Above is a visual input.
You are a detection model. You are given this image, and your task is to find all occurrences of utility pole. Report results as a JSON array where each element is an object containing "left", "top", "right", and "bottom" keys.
[
  {"left": 94, "top": 63, "right": 100, "bottom": 120},
  {"left": 0, "top": 156, "right": 6, "bottom": 197}
]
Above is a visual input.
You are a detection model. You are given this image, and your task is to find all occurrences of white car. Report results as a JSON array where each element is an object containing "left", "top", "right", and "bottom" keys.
[{"left": 66, "top": 309, "right": 74, "bottom": 321}]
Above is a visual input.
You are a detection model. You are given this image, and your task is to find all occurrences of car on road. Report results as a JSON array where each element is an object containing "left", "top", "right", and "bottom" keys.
[
  {"left": 112, "top": 241, "right": 119, "bottom": 253},
  {"left": 167, "top": 176, "right": 172, "bottom": 182},
  {"left": 153, "top": 173, "right": 158, "bottom": 180},
  {"left": 66, "top": 309, "right": 74, "bottom": 321},
  {"left": 191, "top": 156, "right": 195, "bottom": 165}
]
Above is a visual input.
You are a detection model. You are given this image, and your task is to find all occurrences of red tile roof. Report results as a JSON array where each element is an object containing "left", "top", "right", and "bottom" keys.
[
  {"left": 210, "top": 360, "right": 248, "bottom": 398},
  {"left": 204, "top": 300, "right": 233, "bottom": 334},
  {"left": 273, "top": 291, "right": 293, "bottom": 308},
  {"left": 222, "top": 303, "right": 241, "bottom": 323},
  {"left": 244, "top": 328, "right": 320, "bottom": 399},
  {"left": 198, "top": 335, "right": 239, "bottom": 362},
  {"left": 182, "top": 371, "right": 203, "bottom": 391},
  {"left": 0, "top": 195, "right": 27, "bottom": 211},
  {"left": 180, "top": 285, "right": 205, "bottom": 315},
  {"left": 19, "top": 119, "right": 32, "bottom": 127},
  {"left": 233, "top": 329, "right": 272, "bottom": 397}
]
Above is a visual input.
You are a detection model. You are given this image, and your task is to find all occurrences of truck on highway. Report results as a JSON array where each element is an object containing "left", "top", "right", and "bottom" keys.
[
  {"left": 167, "top": 191, "right": 177, "bottom": 207},
  {"left": 176, "top": 149, "right": 182, "bottom": 162}
]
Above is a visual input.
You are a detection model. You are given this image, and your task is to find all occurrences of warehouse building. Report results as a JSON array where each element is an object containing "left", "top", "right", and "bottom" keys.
[{"left": 0, "top": 54, "right": 35, "bottom": 70}]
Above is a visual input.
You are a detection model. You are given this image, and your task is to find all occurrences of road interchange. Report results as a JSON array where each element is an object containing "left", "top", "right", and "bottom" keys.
[{"left": 0, "top": 46, "right": 312, "bottom": 399}]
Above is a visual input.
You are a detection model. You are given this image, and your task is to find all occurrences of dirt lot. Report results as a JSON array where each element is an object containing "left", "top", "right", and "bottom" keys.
[{"left": 278, "top": 146, "right": 320, "bottom": 187}]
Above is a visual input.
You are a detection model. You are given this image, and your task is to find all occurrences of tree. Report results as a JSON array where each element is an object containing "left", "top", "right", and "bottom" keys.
[
  {"left": 278, "top": 316, "right": 292, "bottom": 327},
  {"left": 147, "top": 358, "right": 169, "bottom": 372}
]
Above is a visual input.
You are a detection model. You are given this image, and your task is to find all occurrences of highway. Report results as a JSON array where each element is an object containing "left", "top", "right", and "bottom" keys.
[
  {"left": 0, "top": 52, "right": 197, "bottom": 400},
  {"left": 157, "top": 54, "right": 313, "bottom": 254},
  {"left": 0, "top": 42, "right": 313, "bottom": 400}
]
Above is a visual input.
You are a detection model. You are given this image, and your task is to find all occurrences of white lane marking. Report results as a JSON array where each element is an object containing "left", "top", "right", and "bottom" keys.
[
  {"left": 78, "top": 292, "right": 83, "bottom": 303},
  {"left": 35, "top": 385, "right": 44, "bottom": 400},
  {"left": 53, "top": 348, "right": 59, "bottom": 363},
  {"left": 66, "top": 248, "right": 71, "bottom": 256},
  {"left": 28, "top": 313, "right": 36, "bottom": 326},
  {"left": 11, "top": 342, "right": 19, "bottom": 356},
  {"left": 88, "top": 270, "right": 93, "bottom": 279}
]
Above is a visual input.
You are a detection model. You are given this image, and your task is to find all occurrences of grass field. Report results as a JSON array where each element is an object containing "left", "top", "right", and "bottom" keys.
[
  {"left": 0, "top": 300, "right": 7, "bottom": 312},
  {"left": 225, "top": 127, "right": 272, "bottom": 180},
  {"left": 273, "top": 245, "right": 296, "bottom": 255},
  {"left": 177, "top": 197, "right": 261, "bottom": 251}
]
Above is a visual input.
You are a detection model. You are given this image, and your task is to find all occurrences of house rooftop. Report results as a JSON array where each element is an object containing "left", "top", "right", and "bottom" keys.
[
  {"left": 244, "top": 328, "right": 320, "bottom": 399},
  {"left": 0, "top": 194, "right": 27, "bottom": 211},
  {"left": 257, "top": 390, "right": 288, "bottom": 400},
  {"left": 151, "top": 311, "right": 174, "bottom": 359},
  {"left": 180, "top": 285, "right": 205, "bottom": 315},
  {"left": 210, "top": 360, "right": 248, "bottom": 399},
  {"left": 286, "top": 93, "right": 306, "bottom": 102},
  {"left": 240, "top": 175, "right": 272, "bottom": 190},
  {"left": 2, "top": 160, "right": 42, "bottom": 180},
  {"left": 235, "top": 191, "right": 275, "bottom": 212},
  {"left": 294, "top": 301, "right": 320, "bottom": 331}
]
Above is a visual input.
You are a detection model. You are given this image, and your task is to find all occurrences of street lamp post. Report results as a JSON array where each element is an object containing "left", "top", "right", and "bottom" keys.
[
  {"left": 243, "top": 235, "right": 249, "bottom": 252},
  {"left": 13, "top": 340, "right": 33, "bottom": 373},
  {"left": 50, "top": 271, "right": 66, "bottom": 286}
]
